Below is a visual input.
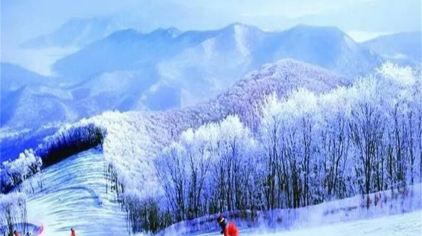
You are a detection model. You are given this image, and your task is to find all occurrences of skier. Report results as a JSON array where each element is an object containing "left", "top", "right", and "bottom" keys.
[
  {"left": 217, "top": 215, "right": 239, "bottom": 236},
  {"left": 13, "top": 230, "right": 20, "bottom": 236},
  {"left": 70, "top": 228, "right": 76, "bottom": 236}
]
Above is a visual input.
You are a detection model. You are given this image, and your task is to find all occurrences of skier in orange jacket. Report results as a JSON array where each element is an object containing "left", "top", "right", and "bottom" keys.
[
  {"left": 217, "top": 215, "right": 239, "bottom": 236},
  {"left": 13, "top": 230, "right": 20, "bottom": 236},
  {"left": 70, "top": 228, "right": 76, "bottom": 236}
]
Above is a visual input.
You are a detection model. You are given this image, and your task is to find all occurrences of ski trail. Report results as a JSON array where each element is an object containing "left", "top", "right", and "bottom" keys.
[
  {"left": 197, "top": 210, "right": 422, "bottom": 236},
  {"left": 22, "top": 149, "right": 128, "bottom": 236}
]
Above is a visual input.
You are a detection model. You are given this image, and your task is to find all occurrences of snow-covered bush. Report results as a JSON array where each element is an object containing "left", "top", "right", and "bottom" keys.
[{"left": 0, "top": 149, "right": 42, "bottom": 193}]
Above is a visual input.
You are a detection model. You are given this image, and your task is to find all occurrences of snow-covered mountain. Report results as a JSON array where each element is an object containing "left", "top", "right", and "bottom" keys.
[
  {"left": 0, "top": 63, "right": 68, "bottom": 127},
  {"left": 0, "top": 63, "right": 54, "bottom": 98},
  {"left": 362, "top": 31, "right": 421, "bottom": 66},
  {"left": 53, "top": 24, "right": 380, "bottom": 106},
  {"left": 0, "top": 63, "right": 72, "bottom": 127},
  {"left": 0, "top": 62, "right": 176, "bottom": 129},
  {"left": 7, "top": 24, "right": 417, "bottom": 133},
  {"left": 20, "top": 17, "right": 120, "bottom": 49},
  {"left": 6, "top": 24, "right": 375, "bottom": 129}
]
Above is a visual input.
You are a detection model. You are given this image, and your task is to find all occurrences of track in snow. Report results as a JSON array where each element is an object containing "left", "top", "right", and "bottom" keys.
[{"left": 22, "top": 149, "right": 128, "bottom": 236}]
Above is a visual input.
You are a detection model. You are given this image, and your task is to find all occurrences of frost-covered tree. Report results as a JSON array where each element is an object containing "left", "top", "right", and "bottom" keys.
[
  {"left": 0, "top": 149, "right": 42, "bottom": 193},
  {"left": 155, "top": 115, "right": 259, "bottom": 225},
  {"left": 258, "top": 63, "right": 421, "bottom": 209},
  {"left": 0, "top": 193, "right": 27, "bottom": 235}
]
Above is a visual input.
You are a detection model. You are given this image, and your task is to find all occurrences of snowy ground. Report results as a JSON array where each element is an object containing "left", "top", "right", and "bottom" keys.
[
  {"left": 13, "top": 148, "right": 422, "bottom": 235},
  {"left": 198, "top": 210, "right": 422, "bottom": 236},
  {"left": 22, "top": 149, "right": 128, "bottom": 236}
]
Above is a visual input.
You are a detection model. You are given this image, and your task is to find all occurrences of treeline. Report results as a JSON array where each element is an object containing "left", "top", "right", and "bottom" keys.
[
  {"left": 122, "top": 64, "right": 421, "bottom": 233},
  {"left": 37, "top": 123, "right": 105, "bottom": 166}
]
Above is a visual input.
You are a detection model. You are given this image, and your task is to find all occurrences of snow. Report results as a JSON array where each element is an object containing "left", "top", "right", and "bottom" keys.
[
  {"left": 197, "top": 210, "right": 422, "bottom": 236},
  {"left": 233, "top": 24, "right": 252, "bottom": 57},
  {"left": 21, "top": 149, "right": 127, "bottom": 235},
  {"left": 267, "top": 211, "right": 422, "bottom": 236}
]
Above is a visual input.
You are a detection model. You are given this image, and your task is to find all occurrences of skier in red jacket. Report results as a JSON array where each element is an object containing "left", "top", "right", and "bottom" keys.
[
  {"left": 217, "top": 215, "right": 239, "bottom": 236},
  {"left": 70, "top": 228, "right": 76, "bottom": 236}
]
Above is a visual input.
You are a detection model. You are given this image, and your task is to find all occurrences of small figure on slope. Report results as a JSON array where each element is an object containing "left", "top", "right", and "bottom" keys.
[
  {"left": 70, "top": 228, "right": 76, "bottom": 236},
  {"left": 217, "top": 215, "right": 239, "bottom": 236}
]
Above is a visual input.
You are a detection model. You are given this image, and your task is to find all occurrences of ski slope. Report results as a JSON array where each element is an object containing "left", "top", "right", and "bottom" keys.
[
  {"left": 15, "top": 148, "right": 422, "bottom": 236},
  {"left": 198, "top": 210, "right": 422, "bottom": 236},
  {"left": 22, "top": 149, "right": 128, "bottom": 236}
]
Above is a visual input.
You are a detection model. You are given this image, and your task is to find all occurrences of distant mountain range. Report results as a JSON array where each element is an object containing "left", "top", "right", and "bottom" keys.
[
  {"left": 1, "top": 23, "right": 419, "bottom": 129},
  {"left": 362, "top": 31, "right": 421, "bottom": 66},
  {"left": 20, "top": 17, "right": 122, "bottom": 48},
  {"left": 52, "top": 23, "right": 381, "bottom": 105}
]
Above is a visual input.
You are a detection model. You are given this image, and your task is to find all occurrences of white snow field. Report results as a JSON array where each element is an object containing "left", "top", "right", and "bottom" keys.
[
  {"left": 197, "top": 210, "right": 422, "bottom": 236},
  {"left": 165, "top": 182, "right": 421, "bottom": 235},
  {"left": 21, "top": 149, "right": 128, "bottom": 236},
  {"left": 267, "top": 210, "right": 422, "bottom": 236}
]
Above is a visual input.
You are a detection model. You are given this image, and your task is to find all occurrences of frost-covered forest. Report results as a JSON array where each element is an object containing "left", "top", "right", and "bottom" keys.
[
  {"left": 0, "top": 62, "right": 420, "bottom": 235},
  {"left": 127, "top": 63, "right": 421, "bottom": 232}
]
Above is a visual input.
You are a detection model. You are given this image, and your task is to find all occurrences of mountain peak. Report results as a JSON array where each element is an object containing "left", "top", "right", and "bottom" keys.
[
  {"left": 150, "top": 27, "right": 181, "bottom": 38},
  {"left": 223, "top": 22, "right": 260, "bottom": 32}
]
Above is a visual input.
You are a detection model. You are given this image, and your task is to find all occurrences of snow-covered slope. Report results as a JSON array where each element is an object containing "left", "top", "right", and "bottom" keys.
[
  {"left": 17, "top": 148, "right": 422, "bottom": 236},
  {"left": 362, "top": 31, "right": 421, "bottom": 66},
  {"left": 21, "top": 149, "right": 127, "bottom": 235},
  {"left": 265, "top": 211, "right": 422, "bottom": 236},
  {"left": 197, "top": 210, "right": 422, "bottom": 236},
  {"left": 162, "top": 180, "right": 422, "bottom": 235}
]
